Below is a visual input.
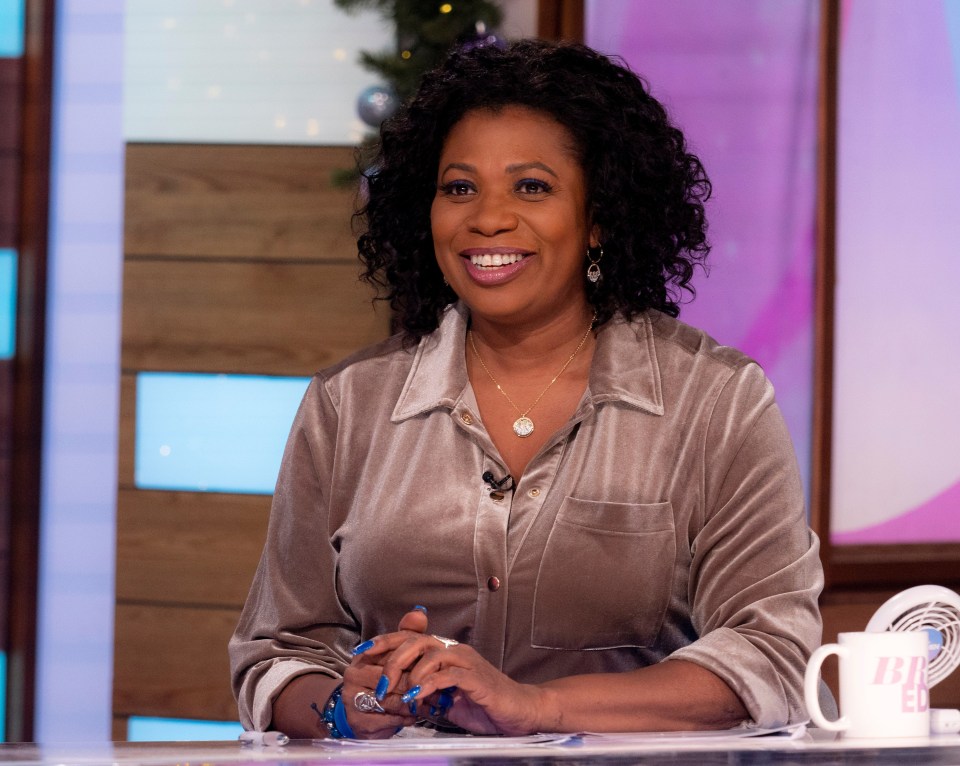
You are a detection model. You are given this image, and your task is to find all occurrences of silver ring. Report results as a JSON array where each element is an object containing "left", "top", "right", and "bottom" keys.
[
  {"left": 432, "top": 634, "right": 459, "bottom": 649},
  {"left": 354, "top": 691, "right": 386, "bottom": 714}
]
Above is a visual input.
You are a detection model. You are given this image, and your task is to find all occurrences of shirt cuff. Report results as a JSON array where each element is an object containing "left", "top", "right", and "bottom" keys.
[
  {"left": 249, "top": 660, "right": 340, "bottom": 731},
  {"left": 666, "top": 627, "right": 794, "bottom": 728}
]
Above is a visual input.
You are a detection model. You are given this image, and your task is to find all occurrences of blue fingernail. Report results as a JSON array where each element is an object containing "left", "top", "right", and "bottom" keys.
[
  {"left": 413, "top": 605, "right": 428, "bottom": 613},
  {"left": 429, "top": 705, "right": 438, "bottom": 716},
  {"left": 438, "top": 691, "right": 453, "bottom": 713},
  {"left": 352, "top": 639, "right": 375, "bottom": 655},
  {"left": 401, "top": 685, "right": 421, "bottom": 704},
  {"left": 408, "top": 699, "right": 418, "bottom": 715},
  {"left": 375, "top": 674, "right": 389, "bottom": 700}
]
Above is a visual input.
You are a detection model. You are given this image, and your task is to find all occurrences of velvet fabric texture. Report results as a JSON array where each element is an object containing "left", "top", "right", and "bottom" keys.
[{"left": 229, "top": 302, "right": 823, "bottom": 730}]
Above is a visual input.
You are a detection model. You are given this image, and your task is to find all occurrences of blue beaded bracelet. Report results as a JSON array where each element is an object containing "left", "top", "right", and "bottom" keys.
[{"left": 314, "top": 684, "right": 355, "bottom": 739}]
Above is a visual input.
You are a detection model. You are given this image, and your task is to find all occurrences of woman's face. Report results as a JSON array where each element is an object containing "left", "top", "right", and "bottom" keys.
[{"left": 431, "top": 106, "right": 598, "bottom": 327}]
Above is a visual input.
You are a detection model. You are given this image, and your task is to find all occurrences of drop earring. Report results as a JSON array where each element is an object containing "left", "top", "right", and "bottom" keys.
[{"left": 586, "top": 245, "right": 603, "bottom": 283}]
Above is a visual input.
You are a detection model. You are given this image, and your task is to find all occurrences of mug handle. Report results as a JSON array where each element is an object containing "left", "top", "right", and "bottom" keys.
[{"left": 804, "top": 643, "right": 848, "bottom": 731}]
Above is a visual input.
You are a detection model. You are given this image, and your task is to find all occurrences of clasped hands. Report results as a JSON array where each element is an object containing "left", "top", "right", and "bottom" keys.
[{"left": 341, "top": 607, "right": 547, "bottom": 739}]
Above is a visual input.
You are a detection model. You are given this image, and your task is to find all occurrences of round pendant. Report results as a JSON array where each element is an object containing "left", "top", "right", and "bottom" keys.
[
  {"left": 513, "top": 416, "right": 535, "bottom": 437},
  {"left": 587, "top": 263, "right": 602, "bottom": 283}
]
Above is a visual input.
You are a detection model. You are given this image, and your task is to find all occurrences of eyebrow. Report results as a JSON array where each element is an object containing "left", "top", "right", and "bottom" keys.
[
  {"left": 507, "top": 161, "right": 558, "bottom": 178},
  {"left": 439, "top": 161, "right": 559, "bottom": 178}
]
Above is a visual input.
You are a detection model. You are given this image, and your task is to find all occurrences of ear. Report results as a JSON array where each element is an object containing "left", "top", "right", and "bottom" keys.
[{"left": 588, "top": 224, "right": 602, "bottom": 250}]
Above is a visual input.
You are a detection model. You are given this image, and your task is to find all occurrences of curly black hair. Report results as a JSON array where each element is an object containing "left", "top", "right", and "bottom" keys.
[{"left": 356, "top": 38, "right": 711, "bottom": 339}]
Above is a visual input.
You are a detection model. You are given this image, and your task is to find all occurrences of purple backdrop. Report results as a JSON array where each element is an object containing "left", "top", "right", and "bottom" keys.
[
  {"left": 586, "top": 0, "right": 819, "bottom": 498},
  {"left": 829, "top": 0, "right": 960, "bottom": 544}
]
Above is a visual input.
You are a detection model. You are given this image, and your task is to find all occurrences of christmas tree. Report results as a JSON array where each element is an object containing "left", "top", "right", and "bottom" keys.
[
  {"left": 335, "top": 0, "right": 504, "bottom": 121},
  {"left": 332, "top": 0, "right": 504, "bottom": 183}
]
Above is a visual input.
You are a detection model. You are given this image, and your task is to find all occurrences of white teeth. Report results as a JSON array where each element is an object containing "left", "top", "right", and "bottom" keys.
[{"left": 470, "top": 253, "right": 525, "bottom": 268}]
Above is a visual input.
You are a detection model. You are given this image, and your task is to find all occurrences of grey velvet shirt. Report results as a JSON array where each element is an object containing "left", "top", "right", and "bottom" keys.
[{"left": 229, "top": 302, "right": 824, "bottom": 730}]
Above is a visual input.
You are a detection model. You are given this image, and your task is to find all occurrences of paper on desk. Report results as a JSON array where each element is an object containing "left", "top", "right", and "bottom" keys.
[
  {"left": 578, "top": 721, "right": 809, "bottom": 744},
  {"left": 316, "top": 730, "right": 576, "bottom": 750},
  {"left": 314, "top": 722, "right": 807, "bottom": 751}
]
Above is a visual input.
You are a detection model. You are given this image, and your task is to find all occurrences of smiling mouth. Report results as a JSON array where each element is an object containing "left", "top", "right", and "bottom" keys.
[{"left": 467, "top": 253, "right": 526, "bottom": 269}]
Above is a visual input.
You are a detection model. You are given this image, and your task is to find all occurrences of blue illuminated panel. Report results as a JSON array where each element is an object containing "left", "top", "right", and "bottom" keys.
[
  {"left": 127, "top": 716, "right": 244, "bottom": 742},
  {"left": 0, "top": 249, "right": 15, "bottom": 359},
  {"left": 135, "top": 372, "right": 309, "bottom": 494},
  {"left": 0, "top": 0, "right": 25, "bottom": 56},
  {"left": 0, "top": 650, "right": 6, "bottom": 742}
]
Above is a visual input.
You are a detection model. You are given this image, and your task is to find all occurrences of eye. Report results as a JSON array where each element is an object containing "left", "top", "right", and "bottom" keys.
[
  {"left": 438, "top": 180, "right": 476, "bottom": 197},
  {"left": 516, "top": 178, "right": 553, "bottom": 195}
]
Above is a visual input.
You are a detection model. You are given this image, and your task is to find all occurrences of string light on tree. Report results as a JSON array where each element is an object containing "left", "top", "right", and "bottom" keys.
[{"left": 333, "top": 0, "right": 504, "bottom": 101}]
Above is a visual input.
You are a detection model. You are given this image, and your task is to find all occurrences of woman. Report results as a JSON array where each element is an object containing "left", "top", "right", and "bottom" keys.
[{"left": 229, "top": 39, "right": 823, "bottom": 739}]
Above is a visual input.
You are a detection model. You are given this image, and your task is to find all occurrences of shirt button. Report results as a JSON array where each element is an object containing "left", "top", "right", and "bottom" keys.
[
  {"left": 489, "top": 490, "right": 504, "bottom": 502},
  {"left": 487, "top": 576, "right": 501, "bottom": 592},
  {"left": 528, "top": 488, "right": 541, "bottom": 498},
  {"left": 460, "top": 412, "right": 474, "bottom": 425}
]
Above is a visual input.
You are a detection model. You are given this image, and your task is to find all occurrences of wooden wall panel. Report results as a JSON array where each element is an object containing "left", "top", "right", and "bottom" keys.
[
  {"left": 0, "top": 59, "right": 20, "bottom": 245},
  {"left": 0, "top": 56, "right": 18, "bottom": 687},
  {"left": 537, "top": 0, "right": 584, "bottom": 42},
  {"left": 113, "top": 603, "right": 240, "bottom": 721},
  {"left": 0, "top": 156, "right": 17, "bottom": 245},
  {"left": 111, "top": 716, "right": 127, "bottom": 742},
  {"left": 117, "top": 373, "right": 135, "bottom": 487},
  {"left": 0, "top": 58, "right": 21, "bottom": 154},
  {"left": 116, "top": 141, "right": 391, "bottom": 733},
  {"left": 116, "top": 488, "right": 270, "bottom": 607},
  {"left": 124, "top": 144, "right": 360, "bottom": 261},
  {"left": 0, "top": 362, "right": 12, "bottom": 642},
  {"left": 121, "top": 259, "right": 389, "bottom": 375},
  {"left": 7, "top": 0, "right": 55, "bottom": 740}
]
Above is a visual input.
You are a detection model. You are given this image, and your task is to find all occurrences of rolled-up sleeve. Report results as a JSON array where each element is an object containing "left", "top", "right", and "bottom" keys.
[
  {"left": 667, "top": 361, "right": 823, "bottom": 727},
  {"left": 228, "top": 376, "right": 357, "bottom": 730}
]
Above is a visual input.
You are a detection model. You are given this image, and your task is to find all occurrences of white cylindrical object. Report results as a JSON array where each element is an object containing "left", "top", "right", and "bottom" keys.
[{"left": 804, "top": 631, "right": 930, "bottom": 739}]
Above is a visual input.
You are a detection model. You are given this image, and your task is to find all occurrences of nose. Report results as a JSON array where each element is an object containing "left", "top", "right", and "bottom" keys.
[{"left": 468, "top": 191, "right": 518, "bottom": 236}]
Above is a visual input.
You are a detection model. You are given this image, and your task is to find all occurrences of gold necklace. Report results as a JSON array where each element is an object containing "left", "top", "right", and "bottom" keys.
[{"left": 468, "top": 312, "right": 596, "bottom": 438}]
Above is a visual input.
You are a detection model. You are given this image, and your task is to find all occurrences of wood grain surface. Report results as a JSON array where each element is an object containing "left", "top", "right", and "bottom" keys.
[
  {"left": 116, "top": 141, "right": 392, "bottom": 729},
  {"left": 121, "top": 258, "right": 390, "bottom": 375},
  {"left": 116, "top": 488, "right": 270, "bottom": 608},
  {"left": 124, "top": 144, "right": 361, "bottom": 261},
  {"left": 113, "top": 602, "right": 241, "bottom": 721}
]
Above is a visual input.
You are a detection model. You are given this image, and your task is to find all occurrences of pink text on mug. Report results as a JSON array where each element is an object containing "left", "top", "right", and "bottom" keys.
[
  {"left": 805, "top": 630, "right": 931, "bottom": 738},
  {"left": 871, "top": 655, "right": 928, "bottom": 713}
]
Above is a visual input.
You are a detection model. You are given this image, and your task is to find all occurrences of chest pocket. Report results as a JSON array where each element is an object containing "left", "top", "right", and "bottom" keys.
[{"left": 531, "top": 497, "right": 676, "bottom": 650}]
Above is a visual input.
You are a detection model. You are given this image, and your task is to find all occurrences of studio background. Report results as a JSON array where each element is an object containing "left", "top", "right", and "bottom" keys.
[{"left": 1, "top": 0, "right": 957, "bottom": 744}]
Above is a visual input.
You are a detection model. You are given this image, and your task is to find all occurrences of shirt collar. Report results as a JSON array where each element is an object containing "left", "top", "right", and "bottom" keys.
[
  {"left": 392, "top": 302, "right": 664, "bottom": 423},
  {"left": 588, "top": 313, "right": 665, "bottom": 416}
]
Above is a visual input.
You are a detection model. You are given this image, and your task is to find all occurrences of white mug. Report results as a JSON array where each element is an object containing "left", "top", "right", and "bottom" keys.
[{"left": 804, "top": 630, "right": 930, "bottom": 738}]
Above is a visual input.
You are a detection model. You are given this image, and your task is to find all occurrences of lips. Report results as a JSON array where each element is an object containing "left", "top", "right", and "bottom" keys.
[{"left": 459, "top": 248, "right": 533, "bottom": 285}]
